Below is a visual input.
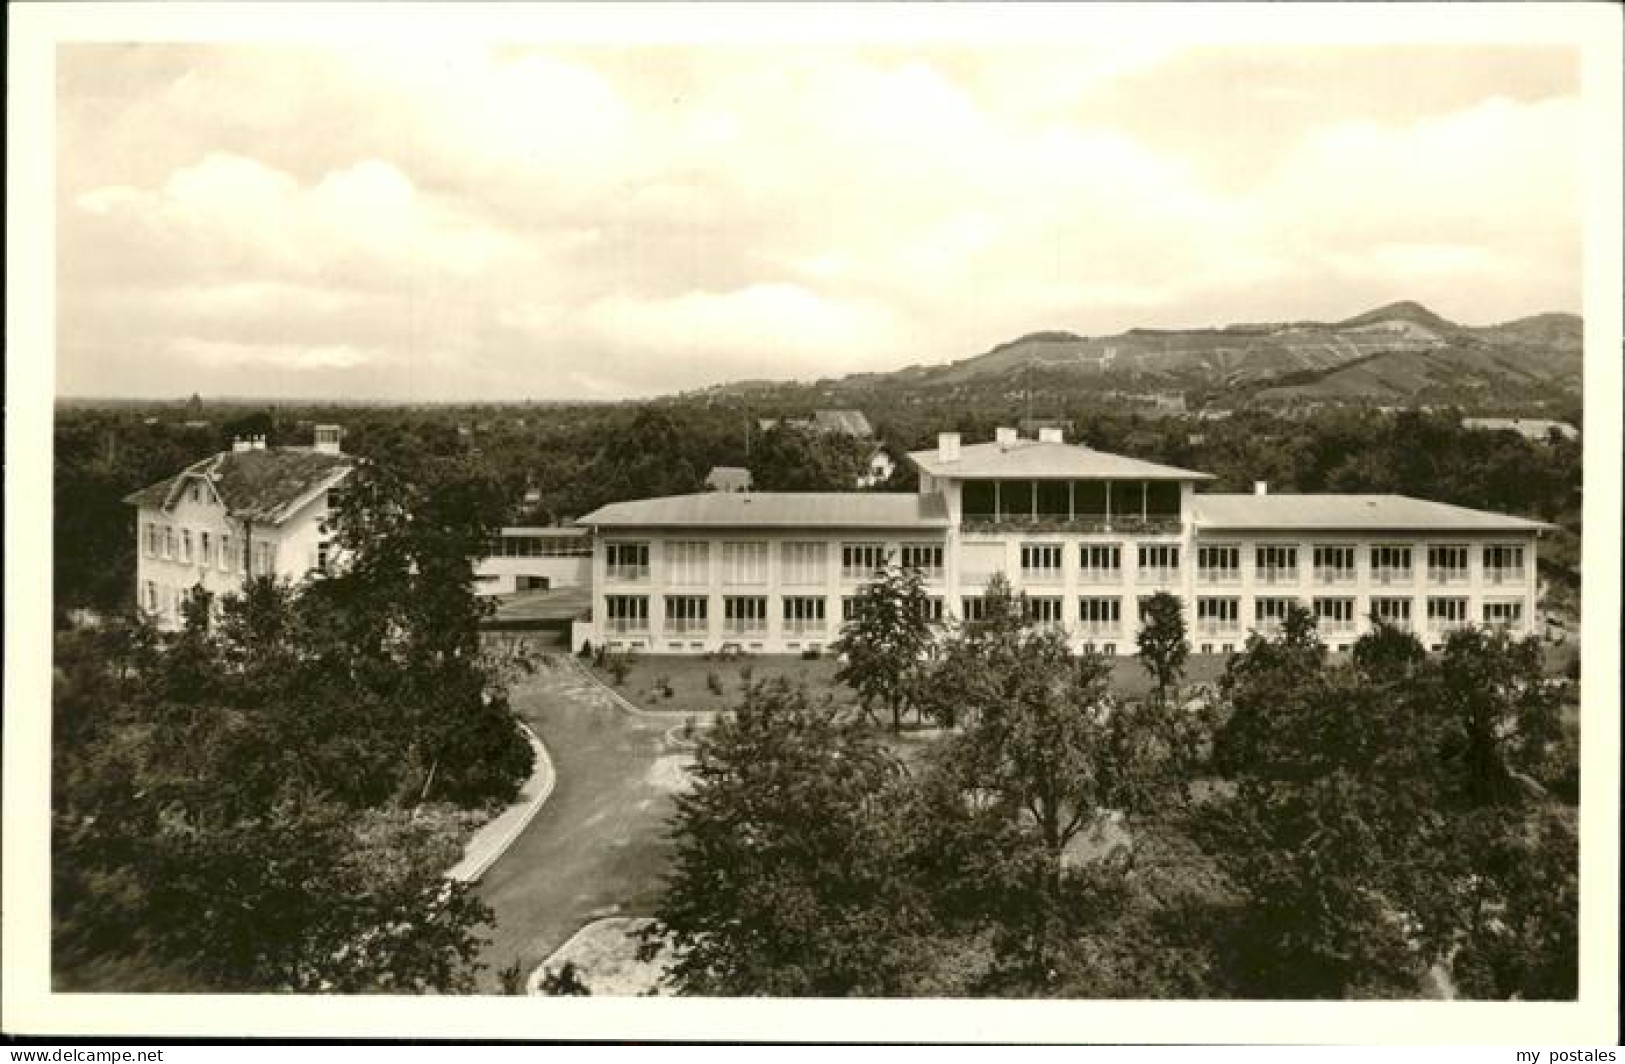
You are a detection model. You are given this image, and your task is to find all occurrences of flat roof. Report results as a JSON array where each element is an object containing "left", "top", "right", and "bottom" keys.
[
  {"left": 1192, "top": 494, "right": 1554, "bottom": 533},
  {"left": 909, "top": 439, "right": 1213, "bottom": 481},
  {"left": 576, "top": 492, "right": 950, "bottom": 530}
]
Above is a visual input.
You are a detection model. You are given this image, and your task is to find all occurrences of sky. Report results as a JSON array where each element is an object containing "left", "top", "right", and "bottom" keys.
[{"left": 55, "top": 38, "right": 1583, "bottom": 401}]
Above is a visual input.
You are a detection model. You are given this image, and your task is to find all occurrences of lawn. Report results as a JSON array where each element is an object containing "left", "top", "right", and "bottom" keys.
[
  {"left": 589, "top": 648, "right": 1234, "bottom": 715},
  {"left": 587, "top": 653, "right": 851, "bottom": 716}
]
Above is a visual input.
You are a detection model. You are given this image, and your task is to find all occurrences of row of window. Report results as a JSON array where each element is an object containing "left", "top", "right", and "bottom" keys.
[
  {"left": 491, "top": 534, "right": 592, "bottom": 559},
  {"left": 142, "top": 522, "right": 281, "bottom": 575},
  {"left": 602, "top": 539, "right": 1529, "bottom": 586},
  {"left": 602, "top": 593, "right": 1523, "bottom": 634},
  {"left": 606, "top": 541, "right": 948, "bottom": 584}
]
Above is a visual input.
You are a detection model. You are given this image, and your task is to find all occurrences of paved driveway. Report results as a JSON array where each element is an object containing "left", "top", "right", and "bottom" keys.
[{"left": 473, "top": 655, "right": 695, "bottom": 993}]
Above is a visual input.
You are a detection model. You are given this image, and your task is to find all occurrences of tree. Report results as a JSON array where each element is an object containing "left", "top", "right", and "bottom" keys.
[
  {"left": 1200, "top": 616, "right": 1575, "bottom": 999},
  {"left": 832, "top": 560, "right": 935, "bottom": 731},
  {"left": 918, "top": 612, "right": 1190, "bottom": 980},
  {"left": 51, "top": 614, "right": 497, "bottom": 992},
  {"left": 643, "top": 679, "right": 934, "bottom": 996},
  {"left": 1136, "top": 591, "right": 1188, "bottom": 702}
]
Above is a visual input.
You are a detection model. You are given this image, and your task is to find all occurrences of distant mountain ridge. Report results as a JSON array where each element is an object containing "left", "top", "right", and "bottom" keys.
[{"left": 802, "top": 301, "right": 1582, "bottom": 403}]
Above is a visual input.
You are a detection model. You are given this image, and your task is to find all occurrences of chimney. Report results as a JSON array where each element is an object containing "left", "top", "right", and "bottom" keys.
[
  {"left": 995, "top": 426, "right": 1019, "bottom": 449},
  {"left": 232, "top": 437, "right": 253, "bottom": 453},
  {"left": 1254, "top": 481, "right": 1269, "bottom": 496},
  {"left": 314, "top": 424, "right": 342, "bottom": 455},
  {"left": 937, "top": 432, "right": 961, "bottom": 464},
  {"left": 1038, "top": 427, "right": 1064, "bottom": 444}
]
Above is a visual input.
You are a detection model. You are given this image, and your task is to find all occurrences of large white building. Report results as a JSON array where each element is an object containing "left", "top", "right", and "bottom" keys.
[
  {"left": 124, "top": 427, "right": 352, "bottom": 629},
  {"left": 575, "top": 426, "right": 1549, "bottom": 656}
]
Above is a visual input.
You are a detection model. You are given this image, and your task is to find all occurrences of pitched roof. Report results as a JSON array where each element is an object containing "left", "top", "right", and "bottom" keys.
[
  {"left": 909, "top": 439, "right": 1214, "bottom": 481},
  {"left": 576, "top": 492, "right": 950, "bottom": 530},
  {"left": 1192, "top": 493, "right": 1553, "bottom": 533},
  {"left": 124, "top": 448, "right": 352, "bottom": 524},
  {"left": 812, "top": 409, "right": 874, "bottom": 437},
  {"left": 704, "top": 466, "right": 754, "bottom": 491}
]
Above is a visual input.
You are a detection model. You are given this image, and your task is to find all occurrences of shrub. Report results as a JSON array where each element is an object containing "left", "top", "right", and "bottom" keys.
[
  {"left": 706, "top": 671, "right": 724, "bottom": 696},
  {"left": 538, "top": 961, "right": 591, "bottom": 996}
]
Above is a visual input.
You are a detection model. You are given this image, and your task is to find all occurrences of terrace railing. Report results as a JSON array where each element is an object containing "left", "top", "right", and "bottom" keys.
[{"left": 960, "top": 515, "right": 1183, "bottom": 536}]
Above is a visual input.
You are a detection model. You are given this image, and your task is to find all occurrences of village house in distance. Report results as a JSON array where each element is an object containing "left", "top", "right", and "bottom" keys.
[
  {"left": 124, "top": 426, "right": 352, "bottom": 629},
  {"left": 575, "top": 425, "right": 1551, "bottom": 657}
]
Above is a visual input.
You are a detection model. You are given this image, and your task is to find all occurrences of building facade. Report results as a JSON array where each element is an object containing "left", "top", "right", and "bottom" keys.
[
  {"left": 124, "top": 427, "right": 352, "bottom": 630},
  {"left": 475, "top": 526, "right": 593, "bottom": 595},
  {"left": 575, "top": 427, "right": 1548, "bottom": 656}
]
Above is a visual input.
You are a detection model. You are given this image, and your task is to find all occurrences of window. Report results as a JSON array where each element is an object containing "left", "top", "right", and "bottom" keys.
[
  {"left": 960, "top": 596, "right": 987, "bottom": 623},
  {"left": 1078, "top": 544, "right": 1122, "bottom": 584},
  {"left": 199, "top": 531, "right": 212, "bottom": 568},
  {"left": 143, "top": 523, "right": 158, "bottom": 558},
  {"left": 1314, "top": 596, "right": 1357, "bottom": 632},
  {"left": 1024, "top": 596, "right": 1064, "bottom": 625},
  {"left": 316, "top": 539, "right": 330, "bottom": 574},
  {"left": 722, "top": 541, "right": 769, "bottom": 585},
  {"left": 190, "top": 482, "right": 202, "bottom": 505},
  {"left": 841, "top": 542, "right": 887, "bottom": 580},
  {"left": 1138, "top": 544, "right": 1180, "bottom": 582},
  {"left": 606, "top": 541, "right": 651, "bottom": 582},
  {"left": 1483, "top": 545, "right": 1526, "bottom": 584},
  {"left": 780, "top": 542, "right": 827, "bottom": 585},
  {"left": 1078, "top": 597, "right": 1122, "bottom": 633},
  {"left": 724, "top": 595, "right": 768, "bottom": 633},
  {"left": 1255, "top": 545, "right": 1298, "bottom": 584},
  {"left": 606, "top": 595, "right": 650, "bottom": 632},
  {"left": 500, "top": 534, "right": 592, "bottom": 558},
  {"left": 782, "top": 596, "right": 827, "bottom": 633},
  {"left": 179, "top": 529, "right": 193, "bottom": 564},
  {"left": 1370, "top": 597, "right": 1413, "bottom": 629},
  {"left": 252, "top": 539, "right": 277, "bottom": 576},
  {"left": 1370, "top": 545, "right": 1413, "bottom": 584},
  {"left": 842, "top": 596, "right": 866, "bottom": 623},
  {"left": 144, "top": 581, "right": 159, "bottom": 614},
  {"left": 1483, "top": 600, "right": 1524, "bottom": 628},
  {"left": 666, "top": 541, "right": 711, "bottom": 586},
  {"left": 1197, "top": 545, "right": 1240, "bottom": 584},
  {"left": 999, "top": 480, "right": 1034, "bottom": 522},
  {"left": 1427, "top": 596, "right": 1469, "bottom": 631},
  {"left": 900, "top": 544, "right": 944, "bottom": 577},
  {"left": 1254, "top": 596, "right": 1296, "bottom": 630},
  {"left": 1020, "top": 543, "right": 1063, "bottom": 582},
  {"left": 962, "top": 480, "right": 996, "bottom": 522},
  {"left": 219, "top": 533, "right": 234, "bottom": 572},
  {"left": 664, "top": 595, "right": 708, "bottom": 633},
  {"left": 919, "top": 597, "right": 945, "bottom": 623},
  {"left": 1427, "top": 545, "right": 1470, "bottom": 584},
  {"left": 1313, "top": 545, "right": 1356, "bottom": 584},
  {"left": 1197, "top": 597, "right": 1240, "bottom": 631},
  {"left": 163, "top": 526, "right": 175, "bottom": 560}
]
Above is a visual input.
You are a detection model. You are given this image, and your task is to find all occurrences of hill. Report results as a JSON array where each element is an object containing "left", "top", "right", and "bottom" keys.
[{"left": 813, "top": 301, "right": 1581, "bottom": 406}]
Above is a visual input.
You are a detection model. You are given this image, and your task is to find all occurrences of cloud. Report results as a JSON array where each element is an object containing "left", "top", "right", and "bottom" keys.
[{"left": 55, "top": 43, "right": 1583, "bottom": 399}]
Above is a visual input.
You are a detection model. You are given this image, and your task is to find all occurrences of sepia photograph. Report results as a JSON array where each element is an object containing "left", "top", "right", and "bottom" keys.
[{"left": 5, "top": 1, "right": 1621, "bottom": 1045}]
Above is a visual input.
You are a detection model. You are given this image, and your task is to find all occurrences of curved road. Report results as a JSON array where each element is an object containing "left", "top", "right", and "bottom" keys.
[{"left": 472, "top": 655, "right": 692, "bottom": 993}]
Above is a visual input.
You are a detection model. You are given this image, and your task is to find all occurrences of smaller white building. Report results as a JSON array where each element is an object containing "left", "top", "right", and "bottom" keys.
[
  {"left": 124, "top": 428, "right": 352, "bottom": 629},
  {"left": 475, "top": 527, "right": 593, "bottom": 595}
]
